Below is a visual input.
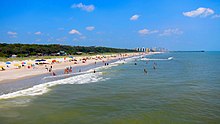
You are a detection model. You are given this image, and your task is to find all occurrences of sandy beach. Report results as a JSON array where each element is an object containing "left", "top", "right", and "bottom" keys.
[{"left": 0, "top": 52, "right": 158, "bottom": 84}]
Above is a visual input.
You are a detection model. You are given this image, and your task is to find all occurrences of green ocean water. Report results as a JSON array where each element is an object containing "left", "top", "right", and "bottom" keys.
[{"left": 0, "top": 52, "right": 220, "bottom": 124}]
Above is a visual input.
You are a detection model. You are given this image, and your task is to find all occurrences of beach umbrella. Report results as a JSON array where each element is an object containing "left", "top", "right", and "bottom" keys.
[
  {"left": 22, "top": 62, "right": 26, "bottom": 65},
  {"left": 6, "top": 61, "right": 11, "bottom": 64},
  {"left": 47, "top": 59, "right": 52, "bottom": 62},
  {"left": 35, "top": 59, "right": 46, "bottom": 62},
  {"left": 52, "top": 60, "right": 56, "bottom": 63},
  {"left": 14, "top": 63, "right": 20, "bottom": 66},
  {"left": 0, "top": 65, "right": 5, "bottom": 70},
  {"left": 0, "top": 65, "right": 5, "bottom": 68},
  {"left": 27, "top": 62, "right": 33, "bottom": 65}
]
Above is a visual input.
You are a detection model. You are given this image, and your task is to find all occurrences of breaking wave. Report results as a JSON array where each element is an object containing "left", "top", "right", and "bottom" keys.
[
  {"left": 0, "top": 72, "right": 105, "bottom": 100},
  {"left": 141, "top": 57, "right": 173, "bottom": 61}
]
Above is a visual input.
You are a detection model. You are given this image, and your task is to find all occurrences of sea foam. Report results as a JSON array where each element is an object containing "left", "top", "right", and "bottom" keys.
[
  {"left": 141, "top": 57, "right": 173, "bottom": 61},
  {"left": 0, "top": 72, "right": 104, "bottom": 100}
]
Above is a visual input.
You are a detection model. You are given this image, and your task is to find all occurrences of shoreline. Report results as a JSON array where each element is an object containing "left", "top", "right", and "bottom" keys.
[
  {"left": 0, "top": 52, "right": 162, "bottom": 97},
  {"left": 1, "top": 52, "right": 162, "bottom": 84},
  {"left": 0, "top": 53, "right": 134, "bottom": 83}
]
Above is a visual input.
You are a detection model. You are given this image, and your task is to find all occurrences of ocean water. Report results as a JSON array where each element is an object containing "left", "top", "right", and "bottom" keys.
[{"left": 0, "top": 52, "right": 220, "bottom": 124}]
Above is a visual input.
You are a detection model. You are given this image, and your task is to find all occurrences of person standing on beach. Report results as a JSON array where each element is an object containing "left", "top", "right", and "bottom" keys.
[{"left": 69, "top": 66, "right": 72, "bottom": 73}]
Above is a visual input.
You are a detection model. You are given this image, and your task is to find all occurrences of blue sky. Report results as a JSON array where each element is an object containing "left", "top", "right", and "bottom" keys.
[{"left": 0, "top": 0, "right": 220, "bottom": 50}]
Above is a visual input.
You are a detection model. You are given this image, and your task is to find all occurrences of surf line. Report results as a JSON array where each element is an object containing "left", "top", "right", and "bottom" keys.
[{"left": 141, "top": 57, "right": 173, "bottom": 61}]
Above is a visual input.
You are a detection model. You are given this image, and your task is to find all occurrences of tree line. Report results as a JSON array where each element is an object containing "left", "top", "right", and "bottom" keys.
[{"left": 0, "top": 43, "right": 136, "bottom": 57}]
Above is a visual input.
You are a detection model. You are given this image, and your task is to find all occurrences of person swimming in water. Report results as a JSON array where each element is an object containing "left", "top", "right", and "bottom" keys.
[
  {"left": 93, "top": 70, "right": 96, "bottom": 73},
  {"left": 144, "top": 68, "right": 147, "bottom": 74},
  {"left": 153, "top": 62, "right": 157, "bottom": 70},
  {"left": 134, "top": 63, "right": 137, "bottom": 65},
  {"left": 153, "top": 65, "right": 156, "bottom": 70}
]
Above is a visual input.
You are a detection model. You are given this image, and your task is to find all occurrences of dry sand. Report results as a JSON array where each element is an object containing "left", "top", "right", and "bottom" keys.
[{"left": 0, "top": 52, "right": 151, "bottom": 83}]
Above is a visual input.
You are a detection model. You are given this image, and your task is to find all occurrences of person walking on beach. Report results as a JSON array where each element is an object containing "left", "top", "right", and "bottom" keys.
[
  {"left": 45, "top": 65, "right": 48, "bottom": 71},
  {"left": 69, "top": 66, "right": 72, "bottom": 73},
  {"left": 52, "top": 72, "right": 56, "bottom": 76},
  {"left": 64, "top": 68, "right": 69, "bottom": 74}
]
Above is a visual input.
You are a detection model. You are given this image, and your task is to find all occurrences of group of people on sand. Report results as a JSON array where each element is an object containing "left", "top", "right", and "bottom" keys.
[
  {"left": 45, "top": 65, "right": 56, "bottom": 76},
  {"left": 64, "top": 66, "right": 72, "bottom": 74},
  {"left": 104, "top": 63, "right": 109, "bottom": 66},
  {"left": 45, "top": 65, "right": 53, "bottom": 72}
]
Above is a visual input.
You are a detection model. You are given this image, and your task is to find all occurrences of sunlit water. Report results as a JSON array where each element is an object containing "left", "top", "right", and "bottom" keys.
[{"left": 0, "top": 52, "right": 220, "bottom": 124}]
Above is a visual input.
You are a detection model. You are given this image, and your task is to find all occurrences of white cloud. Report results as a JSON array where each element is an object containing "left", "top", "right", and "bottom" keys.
[
  {"left": 35, "top": 31, "right": 42, "bottom": 35},
  {"left": 183, "top": 7, "right": 214, "bottom": 17},
  {"left": 7, "top": 31, "right": 17, "bottom": 35},
  {"left": 160, "top": 28, "right": 183, "bottom": 36},
  {"left": 212, "top": 14, "right": 220, "bottom": 19},
  {"left": 138, "top": 29, "right": 158, "bottom": 35},
  {"left": 138, "top": 29, "right": 150, "bottom": 35},
  {"left": 86, "top": 26, "right": 95, "bottom": 31},
  {"left": 69, "top": 29, "right": 81, "bottom": 35},
  {"left": 71, "top": 3, "right": 95, "bottom": 12},
  {"left": 130, "top": 14, "right": 140, "bottom": 21}
]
